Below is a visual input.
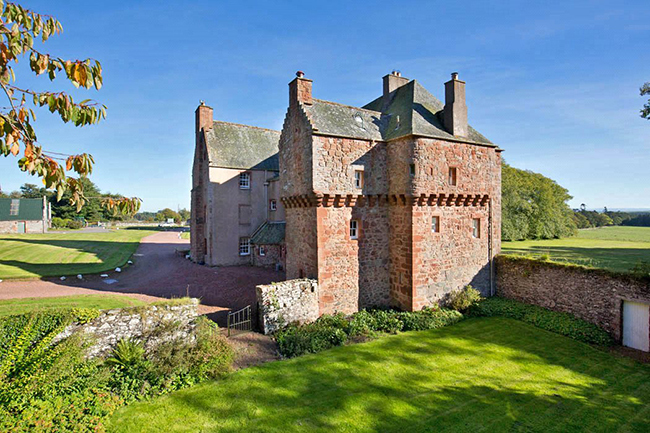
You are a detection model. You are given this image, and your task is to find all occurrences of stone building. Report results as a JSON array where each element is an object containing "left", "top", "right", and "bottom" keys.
[
  {"left": 0, "top": 197, "right": 51, "bottom": 233},
  {"left": 192, "top": 71, "right": 502, "bottom": 314}
]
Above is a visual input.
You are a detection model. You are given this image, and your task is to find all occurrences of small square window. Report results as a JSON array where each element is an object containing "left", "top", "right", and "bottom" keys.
[
  {"left": 269, "top": 199, "right": 277, "bottom": 211},
  {"left": 409, "top": 164, "right": 416, "bottom": 177},
  {"left": 350, "top": 219, "right": 359, "bottom": 240},
  {"left": 239, "top": 172, "right": 250, "bottom": 189},
  {"left": 432, "top": 216, "right": 440, "bottom": 233},
  {"left": 239, "top": 237, "right": 251, "bottom": 255},
  {"left": 259, "top": 246, "right": 266, "bottom": 256},
  {"left": 449, "top": 167, "right": 457, "bottom": 186},
  {"left": 354, "top": 170, "right": 364, "bottom": 189},
  {"left": 9, "top": 199, "right": 19, "bottom": 216},
  {"left": 472, "top": 218, "right": 481, "bottom": 238}
]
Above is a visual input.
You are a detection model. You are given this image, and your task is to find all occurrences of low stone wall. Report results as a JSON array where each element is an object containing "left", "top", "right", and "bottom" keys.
[
  {"left": 54, "top": 299, "right": 200, "bottom": 358},
  {"left": 256, "top": 279, "right": 319, "bottom": 334},
  {"left": 496, "top": 256, "right": 650, "bottom": 341}
]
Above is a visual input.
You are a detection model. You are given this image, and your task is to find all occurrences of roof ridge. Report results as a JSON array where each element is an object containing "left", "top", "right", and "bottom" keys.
[
  {"left": 311, "top": 98, "right": 382, "bottom": 115},
  {"left": 212, "top": 120, "right": 280, "bottom": 134}
]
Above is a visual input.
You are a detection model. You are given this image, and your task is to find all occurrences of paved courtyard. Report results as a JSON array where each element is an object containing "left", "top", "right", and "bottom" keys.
[{"left": 0, "top": 231, "right": 285, "bottom": 325}]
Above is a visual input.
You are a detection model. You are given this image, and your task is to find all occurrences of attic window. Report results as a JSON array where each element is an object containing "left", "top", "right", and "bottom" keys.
[
  {"left": 354, "top": 170, "right": 364, "bottom": 189},
  {"left": 354, "top": 112, "right": 364, "bottom": 129},
  {"left": 9, "top": 199, "right": 19, "bottom": 216},
  {"left": 239, "top": 172, "right": 250, "bottom": 189}
]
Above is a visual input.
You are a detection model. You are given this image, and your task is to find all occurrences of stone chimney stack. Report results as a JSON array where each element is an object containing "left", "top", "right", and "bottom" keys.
[
  {"left": 195, "top": 101, "right": 213, "bottom": 138},
  {"left": 289, "top": 71, "right": 312, "bottom": 108},
  {"left": 443, "top": 72, "right": 468, "bottom": 137},
  {"left": 383, "top": 70, "right": 409, "bottom": 99}
]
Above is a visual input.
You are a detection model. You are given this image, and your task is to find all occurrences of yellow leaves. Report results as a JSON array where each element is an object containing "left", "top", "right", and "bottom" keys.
[
  {"left": 24, "top": 142, "right": 33, "bottom": 158},
  {"left": 66, "top": 155, "right": 73, "bottom": 171},
  {"left": 9, "top": 141, "right": 18, "bottom": 155}
]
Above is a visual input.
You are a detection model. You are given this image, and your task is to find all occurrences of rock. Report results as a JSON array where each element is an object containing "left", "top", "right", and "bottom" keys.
[
  {"left": 100, "top": 274, "right": 109, "bottom": 278},
  {"left": 127, "top": 260, "right": 133, "bottom": 265},
  {"left": 115, "top": 267, "right": 121, "bottom": 273},
  {"left": 77, "top": 274, "right": 83, "bottom": 280},
  {"left": 60, "top": 276, "right": 66, "bottom": 281}
]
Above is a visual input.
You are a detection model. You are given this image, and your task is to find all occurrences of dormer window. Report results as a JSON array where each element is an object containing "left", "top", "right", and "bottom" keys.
[{"left": 239, "top": 172, "right": 250, "bottom": 189}]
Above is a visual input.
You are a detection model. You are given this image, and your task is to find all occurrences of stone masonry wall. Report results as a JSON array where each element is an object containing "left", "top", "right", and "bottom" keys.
[
  {"left": 0, "top": 220, "right": 46, "bottom": 234},
  {"left": 252, "top": 244, "right": 284, "bottom": 269},
  {"left": 54, "top": 299, "right": 199, "bottom": 358},
  {"left": 256, "top": 279, "right": 319, "bottom": 334},
  {"left": 496, "top": 256, "right": 650, "bottom": 341}
]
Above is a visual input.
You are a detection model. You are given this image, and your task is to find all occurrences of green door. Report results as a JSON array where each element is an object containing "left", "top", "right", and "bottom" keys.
[{"left": 17, "top": 222, "right": 26, "bottom": 234}]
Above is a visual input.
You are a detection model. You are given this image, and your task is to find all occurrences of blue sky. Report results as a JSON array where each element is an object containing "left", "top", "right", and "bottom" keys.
[{"left": 0, "top": 0, "right": 648, "bottom": 212}]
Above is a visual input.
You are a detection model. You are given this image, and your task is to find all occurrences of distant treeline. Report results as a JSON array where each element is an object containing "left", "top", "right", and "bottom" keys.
[{"left": 574, "top": 209, "right": 650, "bottom": 228}]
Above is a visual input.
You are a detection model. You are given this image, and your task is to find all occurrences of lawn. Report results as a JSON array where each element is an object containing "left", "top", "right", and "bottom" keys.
[
  {"left": 0, "top": 294, "right": 146, "bottom": 317},
  {"left": 0, "top": 228, "right": 158, "bottom": 279},
  {"left": 109, "top": 317, "right": 650, "bottom": 432},
  {"left": 502, "top": 226, "right": 650, "bottom": 273}
]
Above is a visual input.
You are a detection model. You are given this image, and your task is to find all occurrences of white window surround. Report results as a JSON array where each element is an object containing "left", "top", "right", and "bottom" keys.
[
  {"left": 472, "top": 218, "right": 481, "bottom": 238},
  {"left": 239, "top": 237, "right": 251, "bottom": 255},
  {"left": 259, "top": 246, "right": 266, "bottom": 256},
  {"left": 270, "top": 199, "right": 277, "bottom": 211},
  {"left": 239, "top": 172, "right": 250, "bottom": 189},
  {"left": 354, "top": 170, "right": 364, "bottom": 189}
]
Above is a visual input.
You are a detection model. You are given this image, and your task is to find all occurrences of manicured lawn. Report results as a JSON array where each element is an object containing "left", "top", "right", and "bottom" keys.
[
  {"left": 502, "top": 226, "right": 650, "bottom": 273},
  {"left": 180, "top": 231, "right": 190, "bottom": 240},
  {"left": 0, "top": 229, "right": 158, "bottom": 279},
  {"left": 0, "top": 294, "right": 146, "bottom": 317},
  {"left": 109, "top": 317, "right": 650, "bottom": 432}
]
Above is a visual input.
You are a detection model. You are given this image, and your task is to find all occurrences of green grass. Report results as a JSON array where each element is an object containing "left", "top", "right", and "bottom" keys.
[
  {"left": 502, "top": 226, "right": 650, "bottom": 273},
  {"left": 0, "top": 294, "right": 147, "bottom": 317},
  {"left": 109, "top": 317, "right": 650, "bottom": 433},
  {"left": 180, "top": 231, "right": 190, "bottom": 240},
  {"left": 0, "top": 229, "right": 158, "bottom": 279}
]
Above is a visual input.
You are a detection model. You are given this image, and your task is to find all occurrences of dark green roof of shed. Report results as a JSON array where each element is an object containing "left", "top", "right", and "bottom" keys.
[
  {"left": 0, "top": 198, "right": 44, "bottom": 221},
  {"left": 204, "top": 121, "right": 280, "bottom": 171},
  {"left": 250, "top": 221, "right": 285, "bottom": 245}
]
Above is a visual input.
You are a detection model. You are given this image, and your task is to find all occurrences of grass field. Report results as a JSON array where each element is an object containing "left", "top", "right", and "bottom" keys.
[
  {"left": 109, "top": 317, "right": 650, "bottom": 433},
  {"left": 0, "top": 229, "right": 158, "bottom": 279},
  {"left": 502, "top": 226, "right": 650, "bottom": 273},
  {"left": 0, "top": 294, "right": 146, "bottom": 317}
]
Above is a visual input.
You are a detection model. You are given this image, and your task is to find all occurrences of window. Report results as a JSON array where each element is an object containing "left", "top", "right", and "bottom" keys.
[
  {"left": 354, "top": 170, "right": 364, "bottom": 189},
  {"left": 269, "top": 199, "right": 277, "bottom": 211},
  {"left": 239, "top": 172, "right": 250, "bottom": 189},
  {"left": 409, "top": 164, "right": 416, "bottom": 177},
  {"left": 259, "top": 246, "right": 266, "bottom": 256},
  {"left": 350, "top": 219, "right": 359, "bottom": 240},
  {"left": 9, "top": 199, "right": 19, "bottom": 216},
  {"left": 239, "top": 237, "right": 251, "bottom": 255},
  {"left": 472, "top": 218, "right": 481, "bottom": 238},
  {"left": 448, "top": 167, "right": 457, "bottom": 186},
  {"left": 431, "top": 216, "right": 440, "bottom": 233}
]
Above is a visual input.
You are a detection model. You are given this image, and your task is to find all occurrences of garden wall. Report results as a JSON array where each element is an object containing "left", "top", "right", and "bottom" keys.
[
  {"left": 53, "top": 298, "right": 199, "bottom": 358},
  {"left": 496, "top": 256, "right": 650, "bottom": 341},
  {"left": 256, "top": 279, "right": 319, "bottom": 334}
]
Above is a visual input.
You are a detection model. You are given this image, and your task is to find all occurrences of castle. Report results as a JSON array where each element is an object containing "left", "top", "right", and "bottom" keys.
[{"left": 192, "top": 71, "right": 502, "bottom": 314}]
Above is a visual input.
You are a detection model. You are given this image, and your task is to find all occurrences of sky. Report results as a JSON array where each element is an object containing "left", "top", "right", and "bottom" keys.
[{"left": 0, "top": 0, "right": 648, "bottom": 212}]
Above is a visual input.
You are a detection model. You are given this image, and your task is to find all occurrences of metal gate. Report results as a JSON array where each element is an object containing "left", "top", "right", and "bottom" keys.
[{"left": 227, "top": 305, "right": 252, "bottom": 336}]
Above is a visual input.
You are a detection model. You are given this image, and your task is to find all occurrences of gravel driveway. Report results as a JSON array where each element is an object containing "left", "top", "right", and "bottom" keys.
[{"left": 0, "top": 231, "right": 285, "bottom": 325}]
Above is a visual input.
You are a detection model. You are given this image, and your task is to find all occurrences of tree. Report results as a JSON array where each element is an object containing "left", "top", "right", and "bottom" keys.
[
  {"left": 178, "top": 208, "right": 190, "bottom": 221},
  {"left": 156, "top": 208, "right": 181, "bottom": 224},
  {"left": 501, "top": 162, "right": 576, "bottom": 241},
  {"left": 641, "top": 82, "right": 650, "bottom": 120},
  {"left": 0, "top": 2, "right": 139, "bottom": 215},
  {"left": 19, "top": 182, "right": 50, "bottom": 198}
]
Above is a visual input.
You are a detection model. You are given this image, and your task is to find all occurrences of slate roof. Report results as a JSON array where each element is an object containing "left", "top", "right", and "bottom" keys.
[
  {"left": 204, "top": 121, "right": 281, "bottom": 171},
  {"left": 0, "top": 198, "right": 44, "bottom": 221},
  {"left": 250, "top": 221, "right": 285, "bottom": 245},
  {"left": 304, "top": 79, "right": 494, "bottom": 146}
]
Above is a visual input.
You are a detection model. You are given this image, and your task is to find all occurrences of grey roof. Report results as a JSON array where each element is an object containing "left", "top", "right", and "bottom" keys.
[
  {"left": 305, "top": 79, "right": 494, "bottom": 146},
  {"left": 250, "top": 221, "right": 285, "bottom": 245},
  {"left": 0, "top": 198, "right": 44, "bottom": 221},
  {"left": 204, "top": 121, "right": 281, "bottom": 171}
]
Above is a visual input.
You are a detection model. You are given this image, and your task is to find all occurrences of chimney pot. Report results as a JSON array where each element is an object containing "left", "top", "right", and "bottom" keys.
[
  {"left": 451, "top": 72, "right": 459, "bottom": 80},
  {"left": 289, "top": 72, "right": 312, "bottom": 107},
  {"left": 296, "top": 70, "right": 304, "bottom": 78}
]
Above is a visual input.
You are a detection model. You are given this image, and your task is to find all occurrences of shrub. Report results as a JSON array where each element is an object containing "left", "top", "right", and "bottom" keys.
[
  {"left": 468, "top": 297, "right": 613, "bottom": 346},
  {"left": 398, "top": 307, "right": 463, "bottom": 332},
  {"left": 446, "top": 285, "right": 483, "bottom": 312},
  {"left": 66, "top": 219, "right": 84, "bottom": 230},
  {"left": 51, "top": 217, "right": 66, "bottom": 229},
  {"left": 276, "top": 321, "right": 348, "bottom": 358}
]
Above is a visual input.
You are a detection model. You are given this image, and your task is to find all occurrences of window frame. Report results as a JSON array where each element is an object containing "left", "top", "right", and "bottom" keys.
[
  {"left": 472, "top": 218, "right": 481, "bottom": 239},
  {"left": 409, "top": 164, "right": 416, "bottom": 177},
  {"left": 448, "top": 167, "right": 458, "bottom": 186},
  {"left": 9, "top": 199, "right": 19, "bottom": 216},
  {"left": 354, "top": 170, "right": 364, "bottom": 189},
  {"left": 350, "top": 219, "right": 359, "bottom": 240},
  {"left": 239, "top": 172, "right": 251, "bottom": 190},
  {"left": 259, "top": 246, "right": 266, "bottom": 256},
  {"left": 239, "top": 237, "right": 251, "bottom": 256},
  {"left": 431, "top": 215, "right": 441, "bottom": 233},
  {"left": 269, "top": 199, "right": 277, "bottom": 211}
]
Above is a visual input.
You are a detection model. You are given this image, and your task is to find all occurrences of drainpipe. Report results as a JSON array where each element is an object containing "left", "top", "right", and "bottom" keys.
[
  {"left": 488, "top": 197, "right": 494, "bottom": 297},
  {"left": 264, "top": 171, "right": 269, "bottom": 221}
]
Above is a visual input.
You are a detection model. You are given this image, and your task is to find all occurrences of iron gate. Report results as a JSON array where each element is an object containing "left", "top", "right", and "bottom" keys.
[{"left": 227, "top": 305, "right": 252, "bottom": 336}]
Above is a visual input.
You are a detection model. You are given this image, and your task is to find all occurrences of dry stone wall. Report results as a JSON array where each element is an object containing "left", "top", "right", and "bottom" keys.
[
  {"left": 256, "top": 279, "right": 319, "bottom": 334},
  {"left": 54, "top": 299, "right": 199, "bottom": 358},
  {"left": 496, "top": 256, "right": 650, "bottom": 341}
]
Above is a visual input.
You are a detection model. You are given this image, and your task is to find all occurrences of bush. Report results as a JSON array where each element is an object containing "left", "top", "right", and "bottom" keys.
[
  {"left": 276, "top": 307, "right": 464, "bottom": 358},
  {"left": 446, "top": 285, "right": 482, "bottom": 312},
  {"left": 51, "top": 217, "right": 66, "bottom": 229},
  {"left": 468, "top": 297, "right": 613, "bottom": 346},
  {"left": 66, "top": 219, "right": 84, "bottom": 230}
]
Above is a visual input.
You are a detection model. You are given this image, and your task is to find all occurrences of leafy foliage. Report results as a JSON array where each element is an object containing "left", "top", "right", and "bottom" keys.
[
  {"left": 641, "top": 82, "right": 650, "bottom": 120},
  {"left": 467, "top": 297, "right": 613, "bottom": 346},
  {"left": 0, "top": 2, "right": 139, "bottom": 215},
  {"left": 446, "top": 285, "right": 483, "bottom": 312},
  {"left": 502, "top": 162, "right": 577, "bottom": 241},
  {"left": 276, "top": 307, "right": 463, "bottom": 358}
]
